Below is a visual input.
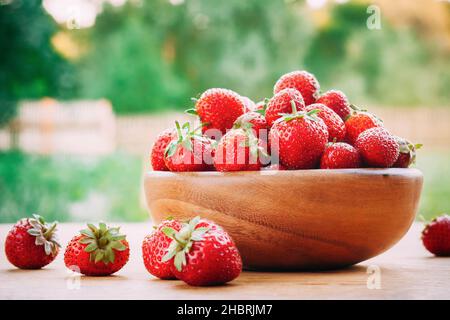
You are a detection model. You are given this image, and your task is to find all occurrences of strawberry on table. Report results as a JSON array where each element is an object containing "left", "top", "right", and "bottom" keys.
[
  {"left": 320, "top": 142, "right": 361, "bottom": 169},
  {"left": 393, "top": 136, "right": 422, "bottom": 168},
  {"left": 265, "top": 88, "right": 305, "bottom": 127},
  {"left": 164, "top": 121, "right": 215, "bottom": 172},
  {"left": 64, "top": 223, "right": 130, "bottom": 276},
  {"left": 273, "top": 70, "right": 320, "bottom": 106},
  {"left": 150, "top": 128, "right": 176, "bottom": 171},
  {"left": 355, "top": 127, "right": 400, "bottom": 168},
  {"left": 306, "top": 103, "right": 346, "bottom": 142},
  {"left": 142, "top": 219, "right": 183, "bottom": 280},
  {"left": 269, "top": 108, "right": 329, "bottom": 169},
  {"left": 194, "top": 88, "right": 245, "bottom": 135},
  {"left": 345, "top": 110, "right": 383, "bottom": 145},
  {"left": 422, "top": 214, "right": 450, "bottom": 256},
  {"left": 162, "top": 216, "right": 242, "bottom": 286},
  {"left": 5, "top": 214, "right": 60, "bottom": 269},
  {"left": 316, "top": 90, "right": 351, "bottom": 121}
]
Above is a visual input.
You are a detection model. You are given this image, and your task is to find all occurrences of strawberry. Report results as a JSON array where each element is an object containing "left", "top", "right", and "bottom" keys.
[
  {"left": 241, "top": 96, "right": 256, "bottom": 113},
  {"left": 164, "top": 121, "right": 215, "bottom": 172},
  {"left": 162, "top": 216, "right": 242, "bottom": 286},
  {"left": 265, "top": 88, "right": 305, "bottom": 127},
  {"left": 254, "top": 100, "right": 267, "bottom": 113},
  {"left": 320, "top": 142, "right": 361, "bottom": 169},
  {"left": 214, "top": 128, "right": 268, "bottom": 172},
  {"left": 5, "top": 214, "right": 60, "bottom": 269},
  {"left": 422, "top": 214, "right": 450, "bottom": 256},
  {"left": 194, "top": 88, "right": 245, "bottom": 135},
  {"left": 269, "top": 109, "right": 329, "bottom": 169},
  {"left": 355, "top": 127, "right": 399, "bottom": 168},
  {"left": 64, "top": 223, "right": 129, "bottom": 276},
  {"left": 151, "top": 129, "right": 176, "bottom": 171},
  {"left": 233, "top": 111, "right": 269, "bottom": 139},
  {"left": 273, "top": 70, "right": 320, "bottom": 105},
  {"left": 316, "top": 90, "right": 351, "bottom": 120},
  {"left": 142, "top": 219, "right": 182, "bottom": 280},
  {"left": 393, "top": 136, "right": 422, "bottom": 168},
  {"left": 306, "top": 103, "right": 346, "bottom": 142},
  {"left": 345, "top": 111, "right": 383, "bottom": 145}
]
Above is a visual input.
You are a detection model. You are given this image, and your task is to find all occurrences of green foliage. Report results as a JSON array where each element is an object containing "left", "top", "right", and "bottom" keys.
[{"left": 0, "top": 152, "right": 147, "bottom": 223}]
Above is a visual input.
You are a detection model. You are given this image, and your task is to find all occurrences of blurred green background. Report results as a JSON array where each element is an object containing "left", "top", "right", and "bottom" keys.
[{"left": 0, "top": 0, "right": 449, "bottom": 222}]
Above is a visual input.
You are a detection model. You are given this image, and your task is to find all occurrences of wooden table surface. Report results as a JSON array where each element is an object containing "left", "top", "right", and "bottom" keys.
[{"left": 0, "top": 222, "right": 449, "bottom": 300}]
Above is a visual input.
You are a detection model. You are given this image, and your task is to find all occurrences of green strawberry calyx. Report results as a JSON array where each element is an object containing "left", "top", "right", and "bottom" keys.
[
  {"left": 275, "top": 100, "right": 321, "bottom": 124},
  {"left": 254, "top": 98, "right": 269, "bottom": 116},
  {"left": 79, "top": 222, "right": 127, "bottom": 264},
  {"left": 161, "top": 216, "right": 210, "bottom": 272},
  {"left": 27, "top": 214, "right": 61, "bottom": 256}
]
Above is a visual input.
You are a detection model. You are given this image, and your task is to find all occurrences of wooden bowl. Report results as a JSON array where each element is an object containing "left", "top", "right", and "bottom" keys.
[{"left": 144, "top": 168, "right": 423, "bottom": 270}]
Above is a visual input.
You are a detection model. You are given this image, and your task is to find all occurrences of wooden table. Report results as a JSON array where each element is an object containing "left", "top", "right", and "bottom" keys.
[{"left": 0, "top": 222, "right": 449, "bottom": 300}]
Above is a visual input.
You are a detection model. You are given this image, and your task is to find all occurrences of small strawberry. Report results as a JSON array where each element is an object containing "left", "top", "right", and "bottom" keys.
[
  {"left": 142, "top": 219, "right": 183, "bottom": 280},
  {"left": 5, "top": 214, "right": 60, "bottom": 269},
  {"left": 64, "top": 223, "right": 129, "bottom": 276},
  {"left": 241, "top": 96, "right": 256, "bottom": 113},
  {"left": 320, "top": 142, "right": 361, "bottom": 169},
  {"left": 233, "top": 111, "right": 269, "bottom": 139},
  {"left": 269, "top": 108, "right": 329, "bottom": 169},
  {"left": 316, "top": 90, "right": 351, "bottom": 120},
  {"left": 422, "top": 214, "right": 450, "bottom": 256},
  {"left": 355, "top": 127, "right": 399, "bottom": 168},
  {"left": 273, "top": 70, "right": 320, "bottom": 105},
  {"left": 393, "top": 136, "right": 422, "bottom": 168},
  {"left": 214, "top": 128, "right": 268, "bottom": 172},
  {"left": 345, "top": 110, "right": 383, "bottom": 145},
  {"left": 162, "top": 216, "right": 242, "bottom": 286},
  {"left": 265, "top": 88, "right": 305, "bottom": 127},
  {"left": 194, "top": 88, "right": 245, "bottom": 135},
  {"left": 164, "top": 121, "right": 215, "bottom": 172},
  {"left": 306, "top": 103, "right": 346, "bottom": 142},
  {"left": 151, "top": 129, "right": 176, "bottom": 171}
]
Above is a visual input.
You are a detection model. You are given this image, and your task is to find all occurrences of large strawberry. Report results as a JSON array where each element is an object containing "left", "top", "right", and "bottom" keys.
[
  {"left": 345, "top": 111, "right": 383, "bottom": 145},
  {"left": 194, "top": 88, "right": 245, "bottom": 135},
  {"left": 355, "top": 127, "right": 399, "bottom": 168},
  {"left": 233, "top": 111, "right": 269, "bottom": 139},
  {"left": 422, "top": 214, "right": 450, "bottom": 256},
  {"left": 64, "top": 223, "right": 129, "bottom": 276},
  {"left": 393, "top": 136, "right": 422, "bottom": 168},
  {"left": 164, "top": 121, "right": 215, "bottom": 172},
  {"left": 320, "top": 142, "right": 361, "bottom": 169},
  {"left": 150, "top": 129, "right": 176, "bottom": 171},
  {"left": 265, "top": 88, "right": 305, "bottom": 127},
  {"left": 269, "top": 109, "right": 329, "bottom": 169},
  {"left": 316, "top": 90, "right": 351, "bottom": 120},
  {"left": 162, "top": 216, "right": 242, "bottom": 286},
  {"left": 5, "top": 214, "right": 60, "bottom": 269},
  {"left": 214, "top": 128, "right": 268, "bottom": 172},
  {"left": 273, "top": 70, "right": 320, "bottom": 106},
  {"left": 142, "top": 219, "right": 182, "bottom": 280},
  {"left": 306, "top": 103, "right": 345, "bottom": 142}
]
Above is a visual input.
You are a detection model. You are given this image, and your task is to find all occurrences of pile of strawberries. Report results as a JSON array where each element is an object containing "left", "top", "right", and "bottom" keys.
[
  {"left": 151, "top": 70, "right": 421, "bottom": 172},
  {"left": 5, "top": 214, "right": 242, "bottom": 286}
]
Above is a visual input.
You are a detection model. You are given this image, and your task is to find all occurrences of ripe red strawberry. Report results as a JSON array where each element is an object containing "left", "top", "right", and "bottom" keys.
[
  {"left": 316, "top": 90, "right": 351, "bottom": 120},
  {"left": 273, "top": 70, "right": 320, "bottom": 105},
  {"left": 151, "top": 129, "right": 175, "bottom": 171},
  {"left": 345, "top": 111, "right": 383, "bottom": 145},
  {"left": 241, "top": 96, "right": 256, "bottom": 113},
  {"left": 355, "top": 127, "right": 399, "bottom": 168},
  {"left": 233, "top": 111, "right": 269, "bottom": 139},
  {"left": 5, "top": 214, "right": 60, "bottom": 269},
  {"left": 306, "top": 103, "right": 345, "bottom": 142},
  {"left": 64, "top": 223, "right": 129, "bottom": 276},
  {"left": 164, "top": 121, "right": 215, "bottom": 172},
  {"left": 195, "top": 88, "right": 245, "bottom": 135},
  {"left": 320, "top": 142, "right": 361, "bottom": 169},
  {"left": 214, "top": 128, "right": 268, "bottom": 172},
  {"left": 393, "top": 136, "right": 422, "bottom": 168},
  {"left": 269, "top": 109, "right": 329, "bottom": 169},
  {"left": 162, "top": 216, "right": 242, "bottom": 286},
  {"left": 265, "top": 88, "right": 305, "bottom": 127},
  {"left": 422, "top": 215, "right": 450, "bottom": 256},
  {"left": 142, "top": 219, "right": 183, "bottom": 280}
]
